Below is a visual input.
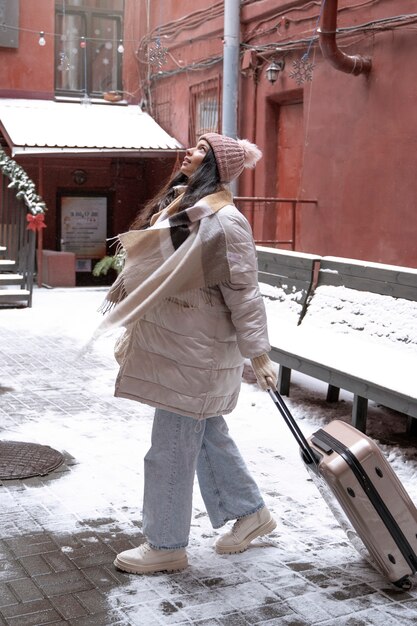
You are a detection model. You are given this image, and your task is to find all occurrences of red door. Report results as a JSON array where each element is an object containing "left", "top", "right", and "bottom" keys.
[{"left": 275, "top": 100, "right": 304, "bottom": 249}]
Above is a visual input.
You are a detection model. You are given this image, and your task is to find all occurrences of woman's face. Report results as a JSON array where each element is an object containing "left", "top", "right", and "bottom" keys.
[{"left": 180, "top": 139, "right": 210, "bottom": 177}]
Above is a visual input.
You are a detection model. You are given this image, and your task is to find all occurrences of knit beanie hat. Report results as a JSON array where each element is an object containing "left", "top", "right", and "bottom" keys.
[{"left": 199, "top": 132, "right": 262, "bottom": 183}]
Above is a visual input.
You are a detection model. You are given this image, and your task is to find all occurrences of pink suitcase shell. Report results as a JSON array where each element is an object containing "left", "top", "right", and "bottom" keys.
[{"left": 269, "top": 389, "right": 417, "bottom": 590}]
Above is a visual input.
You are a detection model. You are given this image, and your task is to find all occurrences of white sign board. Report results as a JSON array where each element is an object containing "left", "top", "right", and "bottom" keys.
[{"left": 61, "top": 196, "right": 107, "bottom": 259}]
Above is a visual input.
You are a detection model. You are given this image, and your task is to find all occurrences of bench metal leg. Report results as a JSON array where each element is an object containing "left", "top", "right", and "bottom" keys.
[
  {"left": 327, "top": 385, "right": 340, "bottom": 403},
  {"left": 406, "top": 417, "right": 417, "bottom": 438},
  {"left": 352, "top": 395, "right": 368, "bottom": 433},
  {"left": 278, "top": 366, "right": 291, "bottom": 396}
]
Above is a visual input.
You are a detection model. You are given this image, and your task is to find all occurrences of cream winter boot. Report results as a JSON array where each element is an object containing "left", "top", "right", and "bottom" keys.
[
  {"left": 114, "top": 542, "right": 188, "bottom": 574},
  {"left": 214, "top": 506, "right": 277, "bottom": 554}
]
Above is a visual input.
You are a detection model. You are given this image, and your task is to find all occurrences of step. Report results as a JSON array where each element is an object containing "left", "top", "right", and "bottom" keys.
[
  {"left": 0, "top": 246, "right": 6, "bottom": 252},
  {"left": 0, "top": 288, "right": 30, "bottom": 298},
  {"left": 0, "top": 289, "right": 31, "bottom": 304},
  {"left": 0, "top": 260, "right": 16, "bottom": 270},
  {"left": 0, "top": 273, "right": 24, "bottom": 285}
]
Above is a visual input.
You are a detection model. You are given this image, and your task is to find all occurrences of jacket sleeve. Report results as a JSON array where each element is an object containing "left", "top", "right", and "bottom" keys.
[{"left": 217, "top": 207, "right": 271, "bottom": 358}]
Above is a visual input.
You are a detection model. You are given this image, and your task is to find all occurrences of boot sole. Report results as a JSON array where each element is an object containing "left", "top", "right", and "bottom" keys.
[
  {"left": 113, "top": 556, "right": 188, "bottom": 575},
  {"left": 215, "top": 517, "right": 277, "bottom": 554}
]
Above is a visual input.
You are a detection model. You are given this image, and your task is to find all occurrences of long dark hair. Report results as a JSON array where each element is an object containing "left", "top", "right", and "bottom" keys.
[{"left": 130, "top": 147, "right": 222, "bottom": 230}]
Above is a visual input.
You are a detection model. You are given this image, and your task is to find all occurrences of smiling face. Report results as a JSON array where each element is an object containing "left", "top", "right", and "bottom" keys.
[{"left": 180, "top": 139, "right": 211, "bottom": 177}]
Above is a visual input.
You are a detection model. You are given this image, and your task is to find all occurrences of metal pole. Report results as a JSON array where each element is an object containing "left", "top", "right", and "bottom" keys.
[
  {"left": 222, "top": 0, "right": 240, "bottom": 138},
  {"left": 222, "top": 0, "right": 240, "bottom": 192}
]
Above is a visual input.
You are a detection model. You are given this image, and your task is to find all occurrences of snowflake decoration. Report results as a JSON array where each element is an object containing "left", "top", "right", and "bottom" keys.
[
  {"left": 289, "top": 56, "right": 315, "bottom": 86},
  {"left": 58, "top": 51, "right": 71, "bottom": 71},
  {"left": 148, "top": 39, "right": 168, "bottom": 68}
]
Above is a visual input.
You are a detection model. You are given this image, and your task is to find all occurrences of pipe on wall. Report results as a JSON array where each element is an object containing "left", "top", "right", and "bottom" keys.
[
  {"left": 222, "top": 0, "right": 240, "bottom": 138},
  {"left": 222, "top": 0, "right": 241, "bottom": 195},
  {"left": 318, "top": 0, "right": 371, "bottom": 75}
]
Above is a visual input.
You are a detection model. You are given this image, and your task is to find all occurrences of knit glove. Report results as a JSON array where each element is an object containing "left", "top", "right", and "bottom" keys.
[{"left": 250, "top": 353, "right": 278, "bottom": 391}]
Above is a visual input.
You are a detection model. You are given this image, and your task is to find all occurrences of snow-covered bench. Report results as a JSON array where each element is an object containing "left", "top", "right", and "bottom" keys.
[
  {"left": 260, "top": 251, "right": 417, "bottom": 434},
  {"left": 257, "top": 246, "right": 320, "bottom": 325}
]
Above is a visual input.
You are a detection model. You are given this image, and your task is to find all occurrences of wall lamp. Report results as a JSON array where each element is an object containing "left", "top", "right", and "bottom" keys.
[
  {"left": 72, "top": 169, "right": 87, "bottom": 185},
  {"left": 265, "top": 59, "right": 285, "bottom": 84}
]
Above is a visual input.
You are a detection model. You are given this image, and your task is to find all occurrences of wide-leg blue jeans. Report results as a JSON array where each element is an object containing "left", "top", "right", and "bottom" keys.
[{"left": 142, "top": 408, "right": 265, "bottom": 549}]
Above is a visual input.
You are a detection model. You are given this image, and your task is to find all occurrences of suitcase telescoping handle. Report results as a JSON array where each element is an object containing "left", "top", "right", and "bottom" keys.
[{"left": 267, "top": 388, "right": 319, "bottom": 467}]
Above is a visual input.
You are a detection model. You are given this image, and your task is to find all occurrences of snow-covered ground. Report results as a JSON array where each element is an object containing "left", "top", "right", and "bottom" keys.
[{"left": 1, "top": 286, "right": 417, "bottom": 625}]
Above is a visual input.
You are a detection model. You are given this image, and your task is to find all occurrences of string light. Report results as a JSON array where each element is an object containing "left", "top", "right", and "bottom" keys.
[
  {"left": 1, "top": 8, "right": 416, "bottom": 52},
  {"left": 2, "top": 22, "right": 132, "bottom": 49},
  {"left": 117, "top": 40, "right": 124, "bottom": 53}
]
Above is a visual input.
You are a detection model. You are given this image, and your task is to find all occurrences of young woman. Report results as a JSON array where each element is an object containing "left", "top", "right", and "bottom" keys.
[{"left": 97, "top": 133, "right": 278, "bottom": 574}]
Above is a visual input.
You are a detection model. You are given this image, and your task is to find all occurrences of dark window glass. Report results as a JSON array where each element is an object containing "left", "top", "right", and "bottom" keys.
[
  {"left": 91, "top": 14, "right": 120, "bottom": 92},
  {"left": 55, "top": 1, "right": 124, "bottom": 99},
  {"left": 55, "top": 12, "right": 85, "bottom": 92}
]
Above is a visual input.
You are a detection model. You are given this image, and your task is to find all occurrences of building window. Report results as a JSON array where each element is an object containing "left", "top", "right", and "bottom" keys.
[
  {"left": 0, "top": 0, "right": 19, "bottom": 48},
  {"left": 55, "top": 0, "right": 124, "bottom": 99},
  {"left": 189, "top": 77, "right": 221, "bottom": 145}
]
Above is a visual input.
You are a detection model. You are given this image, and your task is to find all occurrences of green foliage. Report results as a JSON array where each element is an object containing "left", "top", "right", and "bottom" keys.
[
  {"left": 0, "top": 148, "right": 46, "bottom": 214},
  {"left": 93, "top": 253, "right": 124, "bottom": 277}
]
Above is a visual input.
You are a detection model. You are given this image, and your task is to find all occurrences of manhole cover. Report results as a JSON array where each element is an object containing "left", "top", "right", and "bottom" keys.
[{"left": 0, "top": 440, "right": 64, "bottom": 479}]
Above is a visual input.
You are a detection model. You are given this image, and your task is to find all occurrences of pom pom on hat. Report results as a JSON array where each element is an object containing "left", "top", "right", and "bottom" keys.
[
  {"left": 199, "top": 132, "right": 262, "bottom": 183},
  {"left": 238, "top": 138, "right": 263, "bottom": 169}
]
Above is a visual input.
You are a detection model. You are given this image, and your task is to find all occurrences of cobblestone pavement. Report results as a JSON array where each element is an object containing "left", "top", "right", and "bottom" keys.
[{"left": 1, "top": 288, "right": 417, "bottom": 625}]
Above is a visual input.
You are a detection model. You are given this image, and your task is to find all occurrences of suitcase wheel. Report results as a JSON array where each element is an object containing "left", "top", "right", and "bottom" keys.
[{"left": 393, "top": 576, "right": 413, "bottom": 591}]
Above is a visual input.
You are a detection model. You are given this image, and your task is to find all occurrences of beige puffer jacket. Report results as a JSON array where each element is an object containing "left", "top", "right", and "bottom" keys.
[{"left": 114, "top": 204, "right": 270, "bottom": 419}]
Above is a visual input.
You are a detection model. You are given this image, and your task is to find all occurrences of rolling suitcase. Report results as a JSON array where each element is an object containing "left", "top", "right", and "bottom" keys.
[{"left": 268, "top": 388, "right": 417, "bottom": 590}]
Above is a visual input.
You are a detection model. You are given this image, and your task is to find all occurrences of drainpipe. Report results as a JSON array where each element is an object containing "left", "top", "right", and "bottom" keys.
[
  {"left": 318, "top": 0, "right": 371, "bottom": 75},
  {"left": 222, "top": 0, "right": 240, "bottom": 139}
]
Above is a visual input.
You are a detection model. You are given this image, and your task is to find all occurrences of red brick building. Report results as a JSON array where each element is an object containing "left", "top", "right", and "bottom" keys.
[
  {"left": 0, "top": 0, "right": 181, "bottom": 283},
  {"left": 140, "top": 0, "right": 417, "bottom": 267},
  {"left": 1, "top": 0, "right": 417, "bottom": 271}
]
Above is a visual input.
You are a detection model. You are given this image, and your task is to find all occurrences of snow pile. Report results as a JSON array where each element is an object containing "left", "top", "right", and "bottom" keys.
[
  {"left": 302, "top": 285, "right": 417, "bottom": 349},
  {"left": 259, "top": 282, "right": 305, "bottom": 325}
]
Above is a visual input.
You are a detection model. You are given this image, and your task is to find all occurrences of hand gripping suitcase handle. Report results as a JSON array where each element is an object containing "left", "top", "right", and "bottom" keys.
[{"left": 267, "top": 388, "right": 319, "bottom": 467}]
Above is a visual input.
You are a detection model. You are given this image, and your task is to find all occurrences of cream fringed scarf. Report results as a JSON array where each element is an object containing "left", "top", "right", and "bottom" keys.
[{"left": 90, "top": 189, "right": 234, "bottom": 341}]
